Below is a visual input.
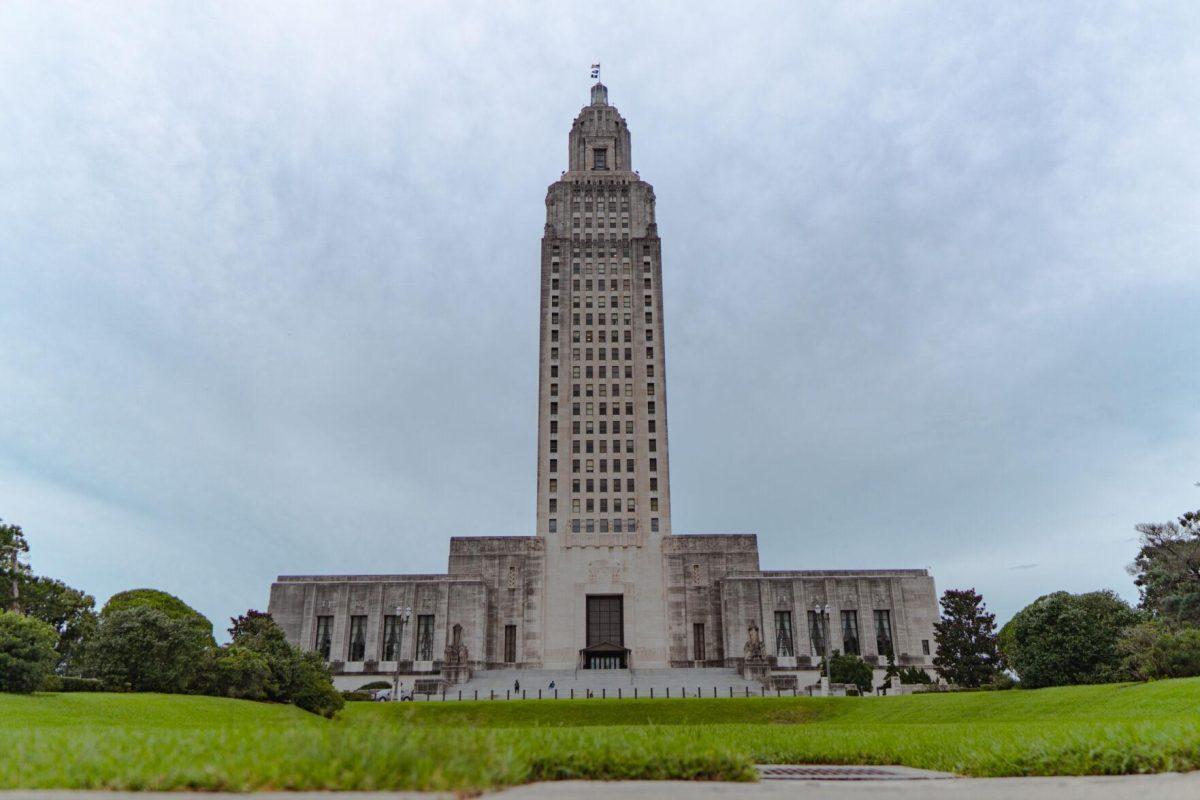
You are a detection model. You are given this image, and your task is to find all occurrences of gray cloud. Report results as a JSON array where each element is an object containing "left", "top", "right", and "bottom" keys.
[{"left": 1, "top": 2, "right": 1198, "bottom": 635}]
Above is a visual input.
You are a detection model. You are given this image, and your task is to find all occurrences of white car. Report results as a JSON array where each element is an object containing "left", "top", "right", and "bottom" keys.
[{"left": 372, "top": 688, "right": 413, "bottom": 701}]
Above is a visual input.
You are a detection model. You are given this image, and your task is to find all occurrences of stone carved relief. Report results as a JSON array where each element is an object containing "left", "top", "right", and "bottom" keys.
[
  {"left": 690, "top": 564, "right": 702, "bottom": 585},
  {"left": 586, "top": 560, "right": 624, "bottom": 584},
  {"left": 507, "top": 565, "right": 518, "bottom": 589}
]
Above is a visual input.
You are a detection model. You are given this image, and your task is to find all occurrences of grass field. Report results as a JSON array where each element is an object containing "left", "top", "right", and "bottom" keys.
[{"left": 2, "top": 678, "right": 1199, "bottom": 791}]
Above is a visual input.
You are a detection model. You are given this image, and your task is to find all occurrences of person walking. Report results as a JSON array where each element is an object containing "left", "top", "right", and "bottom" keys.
[
  {"left": 514, "top": 679, "right": 520, "bottom": 693},
  {"left": 548, "top": 680, "right": 556, "bottom": 690}
]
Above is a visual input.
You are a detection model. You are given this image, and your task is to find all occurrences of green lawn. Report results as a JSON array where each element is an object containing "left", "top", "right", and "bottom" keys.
[{"left": 2, "top": 679, "right": 1199, "bottom": 791}]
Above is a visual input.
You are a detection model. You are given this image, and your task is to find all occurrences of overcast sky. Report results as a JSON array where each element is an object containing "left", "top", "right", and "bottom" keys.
[{"left": 2, "top": 2, "right": 1198, "bottom": 638}]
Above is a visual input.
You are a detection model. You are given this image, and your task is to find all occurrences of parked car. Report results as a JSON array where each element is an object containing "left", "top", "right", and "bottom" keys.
[{"left": 372, "top": 688, "right": 413, "bottom": 701}]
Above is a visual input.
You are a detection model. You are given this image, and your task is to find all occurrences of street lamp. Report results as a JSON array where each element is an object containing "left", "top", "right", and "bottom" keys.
[
  {"left": 814, "top": 602, "right": 831, "bottom": 695},
  {"left": 392, "top": 605, "right": 411, "bottom": 702}
]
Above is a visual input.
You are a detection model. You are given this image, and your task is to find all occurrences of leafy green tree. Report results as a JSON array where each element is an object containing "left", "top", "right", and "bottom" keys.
[
  {"left": 1000, "top": 590, "right": 1141, "bottom": 688},
  {"left": 0, "top": 611, "right": 58, "bottom": 693},
  {"left": 0, "top": 520, "right": 31, "bottom": 613},
  {"left": 1129, "top": 507, "right": 1200, "bottom": 627},
  {"left": 0, "top": 520, "right": 98, "bottom": 670},
  {"left": 819, "top": 650, "right": 874, "bottom": 694},
  {"left": 933, "top": 588, "right": 1002, "bottom": 687},
  {"left": 12, "top": 576, "right": 97, "bottom": 672},
  {"left": 194, "top": 645, "right": 273, "bottom": 700},
  {"left": 195, "top": 609, "right": 343, "bottom": 716},
  {"left": 1117, "top": 621, "right": 1200, "bottom": 680},
  {"left": 899, "top": 666, "right": 932, "bottom": 684},
  {"left": 81, "top": 607, "right": 210, "bottom": 692},
  {"left": 101, "top": 589, "right": 215, "bottom": 645}
]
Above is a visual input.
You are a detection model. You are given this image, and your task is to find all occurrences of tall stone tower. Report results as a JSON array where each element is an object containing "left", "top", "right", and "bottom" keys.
[
  {"left": 535, "top": 82, "right": 673, "bottom": 668},
  {"left": 536, "top": 81, "right": 672, "bottom": 539}
]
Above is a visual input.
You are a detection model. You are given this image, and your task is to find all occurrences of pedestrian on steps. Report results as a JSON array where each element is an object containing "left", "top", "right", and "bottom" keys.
[{"left": 514, "top": 679, "right": 520, "bottom": 693}]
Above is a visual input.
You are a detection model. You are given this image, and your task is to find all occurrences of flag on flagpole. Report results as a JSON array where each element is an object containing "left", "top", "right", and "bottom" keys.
[{"left": 590, "top": 63, "right": 600, "bottom": 80}]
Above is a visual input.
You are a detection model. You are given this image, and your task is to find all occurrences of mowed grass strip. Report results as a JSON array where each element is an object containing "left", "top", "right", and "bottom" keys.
[{"left": 2, "top": 678, "right": 1198, "bottom": 790}]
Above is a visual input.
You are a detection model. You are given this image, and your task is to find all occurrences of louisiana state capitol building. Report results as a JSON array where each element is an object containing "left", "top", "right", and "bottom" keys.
[{"left": 268, "top": 82, "right": 940, "bottom": 691}]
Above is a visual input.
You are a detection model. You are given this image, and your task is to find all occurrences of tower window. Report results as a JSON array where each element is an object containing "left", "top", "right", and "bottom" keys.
[{"left": 593, "top": 148, "right": 608, "bottom": 170}]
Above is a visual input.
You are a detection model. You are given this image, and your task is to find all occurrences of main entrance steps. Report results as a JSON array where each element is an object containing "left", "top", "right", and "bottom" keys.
[{"left": 449, "top": 667, "right": 766, "bottom": 698}]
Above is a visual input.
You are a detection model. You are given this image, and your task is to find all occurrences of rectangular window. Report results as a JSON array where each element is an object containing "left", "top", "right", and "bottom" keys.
[
  {"left": 874, "top": 610, "right": 894, "bottom": 657},
  {"left": 347, "top": 615, "right": 366, "bottom": 662},
  {"left": 650, "top": 517, "right": 659, "bottom": 532},
  {"left": 415, "top": 614, "right": 435, "bottom": 661},
  {"left": 504, "top": 624, "right": 517, "bottom": 663},
  {"left": 586, "top": 595, "right": 623, "bottom": 646},
  {"left": 922, "top": 639, "right": 931, "bottom": 656},
  {"left": 841, "top": 610, "right": 860, "bottom": 655},
  {"left": 774, "top": 611, "right": 794, "bottom": 657},
  {"left": 693, "top": 623, "right": 706, "bottom": 661},
  {"left": 807, "top": 610, "right": 826, "bottom": 657},
  {"left": 548, "top": 518, "right": 557, "bottom": 533},
  {"left": 593, "top": 148, "right": 608, "bottom": 170},
  {"left": 382, "top": 615, "right": 401, "bottom": 661},
  {"left": 315, "top": 615, "right": 332, "bottom": 660}
]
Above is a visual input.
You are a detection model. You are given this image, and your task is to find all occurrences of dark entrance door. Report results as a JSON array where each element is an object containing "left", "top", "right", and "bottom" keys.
[{"left": 585, "top": 595, "right": 625, "bottom": 669}]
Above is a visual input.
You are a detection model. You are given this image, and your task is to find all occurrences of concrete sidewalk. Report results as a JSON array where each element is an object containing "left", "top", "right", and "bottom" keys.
[{"left": 4, "top": 773, "right": 1199, "bottom": 799}]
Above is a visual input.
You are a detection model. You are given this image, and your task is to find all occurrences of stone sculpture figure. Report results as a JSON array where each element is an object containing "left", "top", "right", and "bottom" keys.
[
  {"left": 744, "top": 620, "right": 766, "bottom": 660},
  {"left": 444, "top": 623, "right": 469, "bottom": 665}
]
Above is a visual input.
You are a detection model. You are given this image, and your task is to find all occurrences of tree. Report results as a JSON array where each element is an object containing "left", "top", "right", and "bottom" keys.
[
  {"left": 0, "top": 611, "right": 58, "bottom": 693},
  {"left": 1117, "top": 621, "right": 1200, "bottom": 681},
  {"left": 194, "top": 645, "right": 273, "bottom": 700},
  {"left": 101, "top": 589, "right": 215, "bottom": 646},
  {"left": 0, "top": 520, "right": 97, "bottom": 669},
  {"left": 819, "top": 650, "right": 873, "bottom": 694},
  {"left": 898, "top": 665, "right": 932, "bottom": 684},
  {"left": 1129, "top": 507, "right": 1200, "bottom": 627},
  {"left": 81, "top": 607, "right": 210, "bottom": 692},
  {"left": 0, "top": 520, "right": 31, "bottom": 613},
  {"left": 13, "top": 576, "right": 97, "bottom": 672},
  {"left": 1000, "top": 590, "right": 1141, "bottom": 688},
  {"left": 933, "top": 588, "right": 1002, "bottom": 687},
  {"left": 195, "top": 610, "right": 343, "bottom": 717}
]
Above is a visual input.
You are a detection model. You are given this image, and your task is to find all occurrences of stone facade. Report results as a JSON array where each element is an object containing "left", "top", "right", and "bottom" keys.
[{"left": 267, "top": 82, "right": 940, "bottom": 687}]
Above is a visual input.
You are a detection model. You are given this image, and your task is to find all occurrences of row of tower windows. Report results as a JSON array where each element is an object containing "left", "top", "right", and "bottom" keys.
[
  {"left": 546, "top": 518, "right": 660, "bottom": 534},
  {"left": 548, "top": 346, "right": 653, "bottom": 362},
  {"left": 548, "top": 477, "right": 660, "bottom": 493},
  {"left": 547, "top": 382, "right": 656, "bottom": 398},
  {"left": 549, "top": 261, "right": 653, "bottom": 276},
  {"left": 548, "top": 419, "right": 655, "bottom": 435},
  {"left": 549, "top": 439, "right": 651, "bottom": 455},
  {"left": 549, "top": 327, "right": 654, "bottom": 344},
  {"left": 546, "top": 457, "right": 659, "bottom": 474},
  {"left": 549, "top": 497, "right": 658, "bottom": 514},
  {"left": 547, "top": 401, "right": 656, "bottom": 417}
]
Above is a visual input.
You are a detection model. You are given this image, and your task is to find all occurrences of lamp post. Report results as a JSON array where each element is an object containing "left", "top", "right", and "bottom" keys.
[
  {"left": 392, "top": 605, "right": 411, "bottom": 702},
  {"left": 814, "top": 602, "right": 831, "bottom": 696}
]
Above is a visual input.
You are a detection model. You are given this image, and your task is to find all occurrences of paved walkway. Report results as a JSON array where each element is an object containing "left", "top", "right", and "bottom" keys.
[{"left": 5, "top": 773, "right": 1200, "bottom": 799}]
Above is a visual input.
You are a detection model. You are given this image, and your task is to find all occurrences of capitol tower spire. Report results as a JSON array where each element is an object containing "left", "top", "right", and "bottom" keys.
[{"left": 536, "top": 82, "right": 671, "bottom": 540}]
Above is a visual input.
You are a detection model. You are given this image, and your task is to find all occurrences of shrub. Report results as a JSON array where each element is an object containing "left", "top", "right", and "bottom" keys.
[
  {"left": 819, "top": 651, "right": 874, "bottom": 694},
  {"left": 1000, "top": 590, "right": 1141, "bottom": 688},
  {"left": 288, "top": 651, "right": 345, "bottom": 718},
  {"left": 102, "top": 589, "right": 214, "bottom": 645},
  {"left": 899, "top": 666, "right": 932, "bottom": 684},
  {"left": 0, "top": 611, "right": 59, "bottom": 693},
  {"left": 1118, "top": 622, "right": 1200, "bottom": 680},
  {"left": 60, "top": 676, "right": 104, "bottom": 692},
  {"left": 81, "top": 607, "right": 210, "bottom": 692},
  {"left": 192, "top": 610, "right": 344, "bottom": 717},
  {"left": 194, "top": 645, "right": 274, "bottom": 700},
  {"left": 358, "top": 680, "right": 392, "bottom": 691},
  {"left": 341, "top": 690, "right": 374, "bottom": 701}
]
